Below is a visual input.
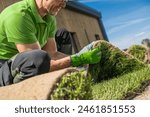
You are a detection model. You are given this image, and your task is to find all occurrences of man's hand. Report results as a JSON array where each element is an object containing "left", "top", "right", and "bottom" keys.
[{"left": 71, "top": 47, "right": 101, "bottom": 67}]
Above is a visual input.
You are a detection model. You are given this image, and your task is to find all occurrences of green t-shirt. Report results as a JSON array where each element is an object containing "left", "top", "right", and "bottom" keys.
[{"left": 0, "top": 0, "right": 56, "bottom": 60}]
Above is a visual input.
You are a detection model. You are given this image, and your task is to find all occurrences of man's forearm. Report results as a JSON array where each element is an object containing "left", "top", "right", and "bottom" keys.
[{"left": 50, "top": 56, "right": 71, "bottom": 71}]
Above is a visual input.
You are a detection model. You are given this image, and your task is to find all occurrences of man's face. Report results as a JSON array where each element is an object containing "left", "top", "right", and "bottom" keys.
[{"left": 43, "top": 0, "right": 67, "bottom": 16}]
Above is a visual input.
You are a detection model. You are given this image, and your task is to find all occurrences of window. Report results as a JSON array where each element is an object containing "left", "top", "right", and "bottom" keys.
[
  {"left": 95, "top": 34, "right": 100, "bottom": 40},
  {"left": 70, "top": 32, "right": 81, "bottom": 54}
]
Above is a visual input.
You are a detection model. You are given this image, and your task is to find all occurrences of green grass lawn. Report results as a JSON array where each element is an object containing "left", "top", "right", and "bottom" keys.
[
  {"left": 50, "top": 66, "right": 150, "bottom": 100},
  {"left": 92, "top": 66, "right": 150, "bottom": 100}
]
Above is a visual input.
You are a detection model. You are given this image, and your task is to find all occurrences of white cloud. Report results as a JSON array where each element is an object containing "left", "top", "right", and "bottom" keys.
[
  {"left": 79, "top": 0, "right": 150, "bottom": 49},
  {"left": 142, "top": 25, "right": 150, "bottom": 31},
  {"left": 105, "top": 5, "right": 150, "bottom": 35},
  {"left": 110, "top": 31, "right": 150, "bottom": 49},
  {"left": 107, "top": 17, "right": 150, "bottom": 34},
  {"left": 110, "top": 36, "right": 139, "bottom": 49},
  {"left": 134, "top": 32, "right": 145, "bottom": 37}
]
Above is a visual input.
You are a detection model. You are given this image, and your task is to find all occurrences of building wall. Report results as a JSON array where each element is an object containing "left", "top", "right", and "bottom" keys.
[
  {"left": 56, "top": 8, "right": 104, "bottom": 50},
  {"left": 0, "top": 0, "right": 104, "bottom": 51},
  {"left": 0, "top": 0, "right": 20, "bottom": 11}
]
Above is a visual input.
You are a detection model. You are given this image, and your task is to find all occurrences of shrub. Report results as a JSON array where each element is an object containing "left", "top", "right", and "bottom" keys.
[{"left": 127, "top": 45, "right": 147, "bottom": 62}]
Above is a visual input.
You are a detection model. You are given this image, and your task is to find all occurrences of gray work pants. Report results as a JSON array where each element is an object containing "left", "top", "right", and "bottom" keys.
[{"left": 0, "top": 50, "right": 50, "bottom": 87}]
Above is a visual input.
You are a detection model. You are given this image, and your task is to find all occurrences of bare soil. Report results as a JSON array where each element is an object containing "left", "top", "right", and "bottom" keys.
[{"left": 133, "top": 85, "right": 150, "bottom": 100}]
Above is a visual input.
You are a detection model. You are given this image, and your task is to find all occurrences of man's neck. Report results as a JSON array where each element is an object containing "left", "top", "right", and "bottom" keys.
[{"left": 35, "top": 0, "right": 47, "bottom": 17}]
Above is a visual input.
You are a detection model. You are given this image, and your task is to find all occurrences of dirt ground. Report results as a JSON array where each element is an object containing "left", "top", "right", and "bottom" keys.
[{"left": 133, "top": 85, "right": 150, "bottom": 100}]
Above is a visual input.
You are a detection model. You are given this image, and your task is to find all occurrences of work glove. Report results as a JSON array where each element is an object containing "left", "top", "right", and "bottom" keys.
[{"left": 71, "top": 47, "right": 101, "bottom": 67}]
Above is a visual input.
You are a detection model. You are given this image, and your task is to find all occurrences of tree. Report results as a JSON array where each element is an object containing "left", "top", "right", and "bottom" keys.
[{"left": 141, "top": 38, "right": 150, "bottom": 47}]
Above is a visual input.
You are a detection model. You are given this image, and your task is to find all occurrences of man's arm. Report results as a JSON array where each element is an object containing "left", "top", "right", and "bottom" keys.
[
  {"left": 42, "top": 38, "right": 71, "bottom": 71},
  {"left": 42, "top": 38, "right": 102, "bottom": 71},
  {"left": 42, "top": 38, "right": 68, "bottom": 60},
  {"left": 16, "top": 38, "right": 101, "bottom": 72},
  {"left": 16, "top": 42, "right": 41, "bottom": 52},
  {"left": 16, "top": 38, "right": 71, "bottom": 72}
]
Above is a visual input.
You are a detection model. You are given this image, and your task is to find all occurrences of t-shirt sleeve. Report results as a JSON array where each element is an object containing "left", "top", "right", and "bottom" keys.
[
  {"left": 4, "top": 13, "right": 37, "bottom": 44},
  {"left": 49, "top": 16, "right": 57, "bottom": 38}
]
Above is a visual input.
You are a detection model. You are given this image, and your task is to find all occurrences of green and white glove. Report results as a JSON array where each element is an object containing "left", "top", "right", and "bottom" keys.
[{"left": 71, "top": 47, "right": 101, "bottom": 67}]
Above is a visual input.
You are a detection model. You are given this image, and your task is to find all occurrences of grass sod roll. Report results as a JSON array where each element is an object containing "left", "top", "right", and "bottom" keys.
[
  {"left": 50, "top": 71, "right": 93, "bottom": 100},
  {"left": 49, "top": 67, "right": 150, "bottom": 100},
  {"left": 49, "top": 40, "right": 149, "bottom": 100},
  {"left": 88, "top": 40, "right": 146, "bottom": 82},
  {"left": 92, "top": 67, "right": 150, "bottom": 100}
]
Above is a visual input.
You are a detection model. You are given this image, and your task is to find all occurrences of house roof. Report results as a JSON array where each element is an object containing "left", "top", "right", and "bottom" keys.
[
  {"left": 66, "top": 1, "right": 101, "bottom": 18},
  {"left": 66, "top": 1, "right": 109, "bottom": 41}
]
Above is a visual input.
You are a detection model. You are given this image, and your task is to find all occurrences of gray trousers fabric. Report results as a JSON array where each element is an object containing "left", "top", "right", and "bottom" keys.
[{"left": 0, "top": 50, "right": 50, "bottom": 87}]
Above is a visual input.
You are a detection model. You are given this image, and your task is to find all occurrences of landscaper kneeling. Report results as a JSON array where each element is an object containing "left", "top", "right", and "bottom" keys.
[{"left": 0, "top": 0, "right": 101, "bottom": 87}]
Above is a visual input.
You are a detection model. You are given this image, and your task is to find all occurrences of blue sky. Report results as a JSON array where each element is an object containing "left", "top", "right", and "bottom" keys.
[{"left": 78, "top": 0, "right": 150, "bottom": 49}]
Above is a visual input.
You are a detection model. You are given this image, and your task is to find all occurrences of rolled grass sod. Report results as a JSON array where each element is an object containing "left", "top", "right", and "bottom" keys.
[
  {"left": 88, "top": 40, "right": 146, "bottom": 82},
  {"left": 50, "top": 40, "right": 149, "bottom": 100},
  {"left": 50, "top": 71, "right": 93, "bottom": 100},
  {"left": 50, "top": 67, "right": 150, "bottom": 100}
]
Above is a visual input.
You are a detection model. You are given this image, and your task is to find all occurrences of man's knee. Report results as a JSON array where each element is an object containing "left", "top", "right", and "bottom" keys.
[
  {"left": 12, "top": 50, "right": 51, "bottom": 83},
  {"left": 30, "top": 50, "right": 51, "bottom": 73}
]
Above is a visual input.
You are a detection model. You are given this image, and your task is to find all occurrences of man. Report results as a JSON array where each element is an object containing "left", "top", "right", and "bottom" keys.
[{"left": 0, "top": 0, "right": 101, "bottom": 86}]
